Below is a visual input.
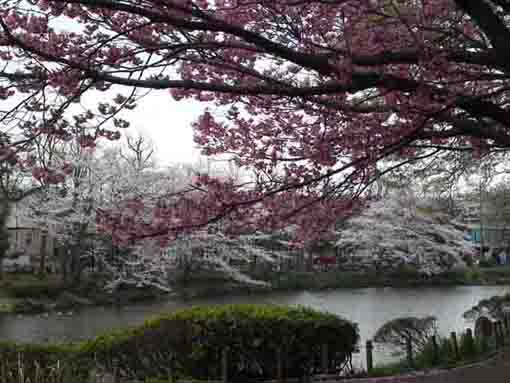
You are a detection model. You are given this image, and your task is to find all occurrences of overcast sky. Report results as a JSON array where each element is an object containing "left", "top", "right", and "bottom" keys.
[{"left": 122, "top": 91, "right": 205, "bottom": 167}]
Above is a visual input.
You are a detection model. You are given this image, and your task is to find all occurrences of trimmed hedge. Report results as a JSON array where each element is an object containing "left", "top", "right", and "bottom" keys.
[{"left": 0, "top": 304, "right": 358, "bottom": 381}]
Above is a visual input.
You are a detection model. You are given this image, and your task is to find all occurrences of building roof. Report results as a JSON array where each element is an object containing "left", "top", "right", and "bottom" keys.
[
  {"left": 5, "top": 203, "right": 39, "bottom": 229},
  {"left": 467, "top": 224, "right": 510, "bottom": 230}
]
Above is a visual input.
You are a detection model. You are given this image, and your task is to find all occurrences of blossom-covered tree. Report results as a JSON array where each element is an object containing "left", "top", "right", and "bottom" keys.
[
  {"left": 18, "top": 133, "right": 289, "bottom": 289},
  {"left": 2, "top": 0, "right": 510, "bottom": 243},
  {"left": 21, "top": 133, "right": 170, "bottom": 282},
  {"left": 103, "top": 228, "right": 295, "bottom": 291},
  {"left": 336, "top": 192, "right": 474, "bottom": 275}
]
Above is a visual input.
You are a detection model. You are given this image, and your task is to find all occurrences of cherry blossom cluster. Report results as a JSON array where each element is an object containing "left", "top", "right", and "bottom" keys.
[{"left": 1, "top": 0, "right": 510, "bottom": 243}]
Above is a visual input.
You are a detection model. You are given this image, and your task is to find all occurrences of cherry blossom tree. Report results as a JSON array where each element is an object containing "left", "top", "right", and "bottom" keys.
[
  {"left": 336, "top": 192, "right": 474, "bottom": 275},
  {"left": 21, "top": 133, "right": 168, "bottom": 283},
  {"left": 102, "top": 227, "right": 296, "bottom": 291},
  {"left": 17, "top": 133, "right": 287, "bottom": 289},
  {"left": 2, "top": 0, "right": 510, "bottom": 243},
  {"left": 95, "top": 155, "right": 296, "bottom": 290}
]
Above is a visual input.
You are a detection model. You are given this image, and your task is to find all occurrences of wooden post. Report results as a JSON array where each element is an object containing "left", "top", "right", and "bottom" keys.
[
  {"left": 321, "top": 344, "right": 328, "bottom": 373},
  {"left": 277, "top": 347, "right": 284, "bottom": 383},
  {"left": 466, "top": 328, "right": 474, "bottom": 346},
  {"left": 406, "top": 336, "right": 414, "bottom": 368},
  {"left": 451, "top": 332, "right": 459, "bottom": 360},
  {"left": 301, "top": 359, "right": 311, "bottom": 383},
  {"left": 496, "top": 321, "right": 505, "bottom": 348},
  {"left": 465, "top": 328, "right": 475, "bottom": 357},
  {"left": 169, "top": 353, "right": 175, "bottom": 383},
  {"left": 499, "top": 321, "right": 505, "bottom": 346},
  {"left": 494, "top": 322, "right": 500, "bottom": 349},
  {"left": 431, "top": 335, "right": 439, "bottom": 364},
  {"left": 366, "top": 340, "right": 373, "bottom": 372},
  {"left": 222, "top": 347, "right": 228, "bottom": 383},
  {"left": 493, "top": 321, "right": 499, "bottom": 346},
  {"left": 113, "top": 359, "right": 119, "bottom": 383}
]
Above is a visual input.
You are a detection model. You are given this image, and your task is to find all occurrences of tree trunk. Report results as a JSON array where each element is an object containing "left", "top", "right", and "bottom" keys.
[
  {"left": 70, "top": 246, "right": 82, "bottom": 286},
  {"left": 480, "top": 177, "right": 486, "bottom": 259},
  {"left": 0, "top": 198, "right": 11, "bottom": 281},
  {"left": 62, "top": 256, "right": 69, "bottom": 284},
  {"left": 67, "top": 223, "right": 89, "bottom": 286},
  {"left": 304, "top": 249, "right": 313, "bottom": 272},
  {"left": 38, "top": 233, "right": 47, "bottom": 279},
  {"left": 61, "top": 258, "right": 67, "bottom": 283},
  {"left": 61, "top": 247, "right": 71, "bottom": 284}
]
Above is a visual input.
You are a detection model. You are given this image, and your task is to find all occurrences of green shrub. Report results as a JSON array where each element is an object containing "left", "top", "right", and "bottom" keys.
[
  {"left": 391, "top": 265, "right": 422, "bottom": 281},
  {"left": 82, "top": 304, "right": 358, "bottom": 380},
  {"left": 479, "top": 258, "right": 498, "bottom": 268},
  {"left": 465, "top": 269, "right": 482, "bottom": 283},
  {"left": 0, "top": 304, "right": 358, "bottom": 381},
  {"left": 4, "top": 281, "right": 64, "bottom": 299}
]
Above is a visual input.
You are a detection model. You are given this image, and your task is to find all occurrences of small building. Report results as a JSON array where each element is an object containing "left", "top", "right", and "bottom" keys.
[
  {"left": 468, "top": 225, "right": 510, "bottom": 246},
  {"left": 4, "top": 203, "right": 58, "bottom": 274}
]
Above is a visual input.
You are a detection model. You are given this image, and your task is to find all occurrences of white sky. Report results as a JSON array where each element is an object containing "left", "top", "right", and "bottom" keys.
[
  {"left": 121, "top": 91, "right": 205, "bottom": 167},
  {"left": 2, "top": 12, "right": 206, "bottom": 168}
]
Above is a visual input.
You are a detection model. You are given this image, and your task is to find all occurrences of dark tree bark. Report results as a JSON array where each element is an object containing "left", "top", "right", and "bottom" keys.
[
  {"left": 0, "top": 198, "right": 12, "bottom": 281},
  {"left": 38, "top": 233, "right": 47, "bottom": 279}
]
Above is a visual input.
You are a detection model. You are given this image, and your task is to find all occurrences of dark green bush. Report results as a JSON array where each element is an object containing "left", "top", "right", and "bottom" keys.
[
  {"left": 0, "top": 304, "right": 358, "bottom": 381},
  {"left": 479, "top": 258, "right": 498, "bottom": 268},
  {"left": 390, "top": 265, "right": 422, "bottom": 281},
  {"left": 82, "top": 304, "right": 358, "bottom": 380},
  {"left": 4, "top": 281, "right": 64, "bottom": 299}
]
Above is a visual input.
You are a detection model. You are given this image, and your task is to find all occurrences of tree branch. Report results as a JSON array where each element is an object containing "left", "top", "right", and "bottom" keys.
[{"left": 455, "top": 0, "right": 510, "bottom": 64}]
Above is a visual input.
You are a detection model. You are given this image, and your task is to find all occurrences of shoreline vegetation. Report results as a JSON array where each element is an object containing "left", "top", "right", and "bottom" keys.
[
  {"left": 176, "top": 265, "right": 510, "bottom": 299},
  {"left": 2, "top": 266, "right": 510, "bottom": 314}
]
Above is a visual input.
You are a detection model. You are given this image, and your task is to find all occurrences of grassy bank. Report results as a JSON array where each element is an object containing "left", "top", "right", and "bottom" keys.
[
  {"left": 0, "top": 273, "right": 167, "bottom": 314},
  {"left": 266, "top": 266, "right": 510, "bottom": 291},
  {"left": 2, "top": 266, "right": 510, "bottom": 313},
  {"left": 164, "top": 266, "right": 510, "bottom": 300}
]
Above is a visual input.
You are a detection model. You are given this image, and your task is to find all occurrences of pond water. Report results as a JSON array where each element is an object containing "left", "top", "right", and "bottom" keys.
[{"left": 1, "top": 285, "right": 509, "bottom": 367}]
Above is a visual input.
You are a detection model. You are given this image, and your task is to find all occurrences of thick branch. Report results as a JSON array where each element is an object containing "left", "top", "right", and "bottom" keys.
[
  {"left": 52, "top": 0, "right": 334, "bottom": 75},
  {"left": 455, "top": 0, "right": 510, "bottom": 63}
]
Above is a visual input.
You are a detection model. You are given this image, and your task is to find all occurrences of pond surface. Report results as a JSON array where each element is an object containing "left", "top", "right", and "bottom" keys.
[{"left": 1, "top": 285, "right": 509, "bottom": 367}]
